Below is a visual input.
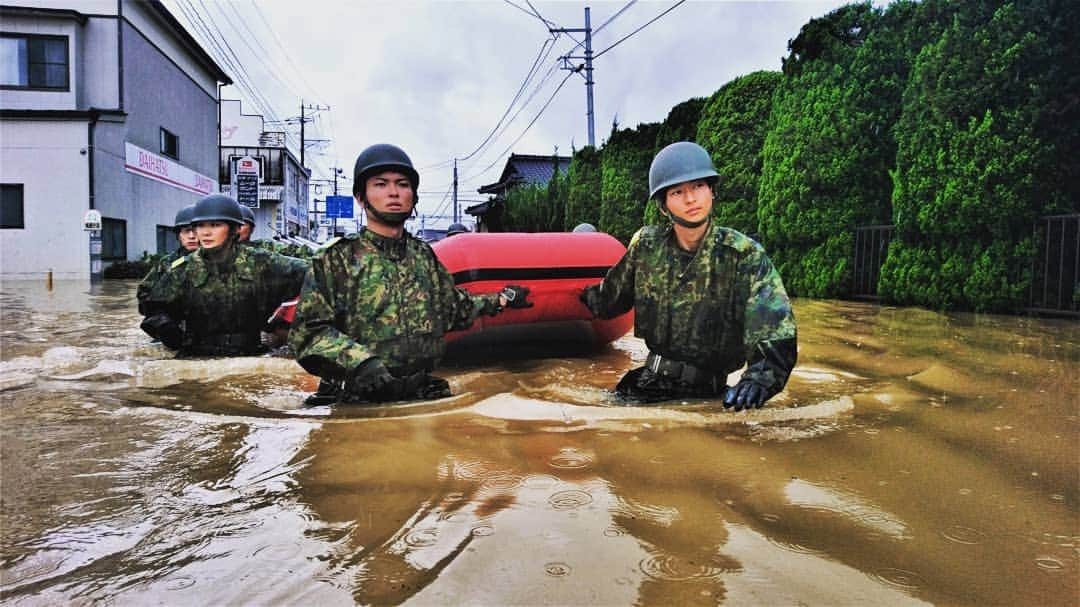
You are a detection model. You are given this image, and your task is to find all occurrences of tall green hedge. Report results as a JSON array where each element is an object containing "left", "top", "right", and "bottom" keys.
[
  {"left": 600, "top": 122, "right": 660, "bottom": 243},
  {"left": 696, "top": 70, "right": 781, "bottom": 236},
  {"left": 882, "top": 1, "right": 1077, "bottom": 311},
  {"left": 565, "top": 146, "right": 602, "bottom": 231}
]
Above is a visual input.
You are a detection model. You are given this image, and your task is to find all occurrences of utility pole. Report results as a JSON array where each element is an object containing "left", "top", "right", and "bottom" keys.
[
  {"left": 298, "top": 99, "right": 330, "bottom": 168},
  {"left": 452, "top": 158, "right": 459, "bottom": 224},
  {"left": 551, "top": 7, "right": 595, "bottom": 147}
]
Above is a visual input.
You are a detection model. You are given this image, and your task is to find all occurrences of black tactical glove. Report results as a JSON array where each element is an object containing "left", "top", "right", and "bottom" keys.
[
  {"left": 348, "top": 357, "right": 395, "bottom": 394},
  {"left": 140, "top": 313, "right": 183, "bottom": 350},
  {"left": 723, "top": 379, "right": 769, "bottom": 411},
  {"left": 500, "top": 284, "right": 533, "bottom": 309},
  {"left": 579, "top": 284, "right": 603, "bottom": 316}
]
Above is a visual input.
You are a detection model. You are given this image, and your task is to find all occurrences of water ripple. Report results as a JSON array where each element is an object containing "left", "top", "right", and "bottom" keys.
[
  {"left": 867, "top": 567, "right": 925, "bottom": 590},
  {"left": 941, "top": 525, "right": 986, "bottom": 545},
  {"left": 548, "top": 448, "right": 595, "bottom": 470},
  {"left": 544, "top": 561, "right": 572, "bottom": 577},
  {"left": 638, "top": 554, "right": 736, "bottom": 581},
  {"left": 549, "top": 489, "right": 593, "bottom": 511}
]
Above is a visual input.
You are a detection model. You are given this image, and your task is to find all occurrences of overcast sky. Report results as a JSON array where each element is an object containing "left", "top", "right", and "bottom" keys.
[{"left": 163, "top": 0, "right": 858, "bottom": 219}]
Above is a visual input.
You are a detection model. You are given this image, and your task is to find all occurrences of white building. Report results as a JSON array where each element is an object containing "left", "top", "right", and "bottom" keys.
[
  {"left": 0, "top": 0, "right": 230, "bottom": 278},
  {"left": 218, "top": 99, "right": 310, "bottom": 241}
]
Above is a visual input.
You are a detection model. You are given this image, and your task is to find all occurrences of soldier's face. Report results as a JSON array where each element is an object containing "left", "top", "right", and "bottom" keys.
[
  {"left": 664, "top": 179, "right": 713, "bottom": 223},
  {"left": 178, "top": 226, "right": 199, "bottom": 252},
  {"left": 364, "top": 170, "right": 415, "bottom": 213},
  {"left": 195, "top": 221, "right": 231, "bottom": 249}
]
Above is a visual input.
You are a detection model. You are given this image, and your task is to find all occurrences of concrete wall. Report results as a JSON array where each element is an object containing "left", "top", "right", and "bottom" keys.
[{"left": 0, "top": 119, "right": 90, "bottom": 278}]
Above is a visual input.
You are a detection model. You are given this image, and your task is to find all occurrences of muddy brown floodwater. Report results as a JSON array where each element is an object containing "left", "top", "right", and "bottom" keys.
[{"left": 0, "top": 279, "right": 1077, "bottom": 606}]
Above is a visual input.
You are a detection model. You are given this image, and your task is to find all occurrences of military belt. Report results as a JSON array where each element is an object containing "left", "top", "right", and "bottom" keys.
[{"left": 645, "top": 352, "right": 719, "bottom": 387}]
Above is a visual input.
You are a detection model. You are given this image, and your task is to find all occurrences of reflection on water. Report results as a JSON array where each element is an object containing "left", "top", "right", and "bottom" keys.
[{"left": 1, "top": 280, "right": 1077, "bottom": 605}]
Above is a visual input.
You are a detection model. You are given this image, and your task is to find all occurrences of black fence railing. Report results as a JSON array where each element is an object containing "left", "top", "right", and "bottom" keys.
[
  {"left": 851, "top": 215, "right": 1078, "bottom": 316},
  {"left": 852, "top": 225, "right": 894, "bottom": 299},
  {"left": 1028, "top": 214, "right": 1079, "bottom": 317}
]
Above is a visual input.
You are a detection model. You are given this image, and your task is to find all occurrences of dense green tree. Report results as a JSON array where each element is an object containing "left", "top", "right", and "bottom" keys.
[
  {"left": 502, "top": 155, "right": 569, "bottom": 232},
  {"left": 695, "top": 70, "right": 781, "bottom": 236},
  {"left": 600, "top": 122, "right": 660, "bottom": 243},
  {"left": 565, "top": 146, "right": 602, "bottom": 231},
  {"left": 882, "top": 0, "right": 1078, "bottom": 311}
]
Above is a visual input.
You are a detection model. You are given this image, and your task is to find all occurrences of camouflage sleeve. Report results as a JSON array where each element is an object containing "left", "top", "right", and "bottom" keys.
[
  {"left": 592, "top": 229, "right": 641, "bottom": 319},
  {"left": 433, "top": 255, "right": 500, "bottom": 331},
  {"left": 739, "top": 248, "right": 797, "bottom": 394},
  {"left": 288, "top": 257, "right": 374, "bottom": 381},
  {"left": 136, "top": 257, "right": 169, "bottom": 315},
  {"left": 140, "top": 257, "right": 188, "bottom": 319}
]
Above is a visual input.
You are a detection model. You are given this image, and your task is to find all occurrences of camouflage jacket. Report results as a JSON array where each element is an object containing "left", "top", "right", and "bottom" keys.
[
  {"left": 143, "top": 244, "right": 309, "bottom": 349},
  {"left": 137, "top": 246, "right": 188, "bottom": 316},
  {"left": 590, "top": 221, "right": 797, "bottom": 390},
  {"left": 244, "top": 238, "right": 315, "bottom": 259},
  {"left": 288, "top": 229, "right": 501, "bottom": 380}
]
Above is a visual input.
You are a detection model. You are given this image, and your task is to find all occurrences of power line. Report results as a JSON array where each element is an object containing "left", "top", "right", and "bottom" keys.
[{"left": 594, "top": 0, "right": 686, "bottom": 59}]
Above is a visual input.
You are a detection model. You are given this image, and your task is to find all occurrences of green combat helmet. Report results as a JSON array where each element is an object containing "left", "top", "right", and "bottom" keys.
[
  {"left": 446, "top": 223, "right": 469, "bottom": 236},
  {"left": 572, "top": 223, "right": 597, "bottom": 233},
  {"left": 648, "top": 141, "right": 718, "bottom": 200},
  {"left": 239, "top": 205, "right": 256, "bottom": 227},
  {"left": 190, "top": 194, "right": 245, "bottom": 225},
  {"left": 173, "top": 204, "right": 196, "bottom": 233}
]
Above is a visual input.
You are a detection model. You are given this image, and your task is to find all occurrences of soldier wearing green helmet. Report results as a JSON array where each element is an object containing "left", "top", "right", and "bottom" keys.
[
  {"left": 580, "top": 141, "right": 797, "bottom": 409},
  {"left": 139, "top": 193, "right": 309, "bottom": 356},
  {"left": 136, "top": 204, "right": 199, "bottom": 316},
  {"left": 289, "top": 143, "right": 533, "bottom": 405}
]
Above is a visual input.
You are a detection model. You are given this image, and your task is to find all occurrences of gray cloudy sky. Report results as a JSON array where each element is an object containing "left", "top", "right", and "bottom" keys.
[{"left": 164, "top": 0, "right": 854, "bottom": 218}]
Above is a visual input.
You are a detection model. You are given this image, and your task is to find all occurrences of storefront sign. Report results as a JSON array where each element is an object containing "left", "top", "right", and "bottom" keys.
[{"left": 124, "top": 142, "right": 217, "bottom": 195}]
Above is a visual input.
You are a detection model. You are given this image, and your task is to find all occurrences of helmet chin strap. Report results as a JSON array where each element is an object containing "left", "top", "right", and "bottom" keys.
[
  {"left": 365, "top": 202, "right": 414, "bottom": 227},
  {"left": 660, "top": 202, "right": 709, "bottom": 229}
]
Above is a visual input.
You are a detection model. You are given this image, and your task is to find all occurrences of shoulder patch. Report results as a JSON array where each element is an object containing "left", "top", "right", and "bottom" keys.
[{"left": 170, "top": 255, "right": 188, "bottom": 269}]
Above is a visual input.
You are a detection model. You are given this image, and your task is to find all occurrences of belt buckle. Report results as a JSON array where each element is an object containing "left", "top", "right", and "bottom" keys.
[{"left": 648, "top": 354, "right": 662, "bottom": 374}]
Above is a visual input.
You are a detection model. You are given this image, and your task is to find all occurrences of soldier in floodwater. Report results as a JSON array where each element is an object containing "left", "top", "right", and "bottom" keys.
[
  {"left": 139, "top": 194, "right": 309, "bottom": 357},
  {"left": 136, "top": 204, "right": 199, "bottom": 316},
  {"left": 288, "top": 143, "right": 532, "bottom": 405},
  {"left": 580, "top": 141, "right": 797, "bottom": 409}
]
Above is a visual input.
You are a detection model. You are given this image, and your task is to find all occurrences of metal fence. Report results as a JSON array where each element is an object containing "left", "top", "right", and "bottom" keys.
[
  {"left": 851, "top": 215, "right": 1078, "bottom": 316},
  {"left": 1028, "top": 214, "right": 1079, "bottom": 317},
  {"left": 852, "top": 225, "right": 894, "bottom": 299}
]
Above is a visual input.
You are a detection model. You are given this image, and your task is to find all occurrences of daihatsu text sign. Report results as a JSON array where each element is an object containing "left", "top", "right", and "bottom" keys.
[{"left": 124, "top": 142, "right": 217, "bottom": 195}]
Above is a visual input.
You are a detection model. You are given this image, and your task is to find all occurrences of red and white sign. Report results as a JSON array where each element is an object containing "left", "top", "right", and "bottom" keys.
[
  {"left": 124, "top": 142, "right": 217, "bottom": 195},
  {"left": 236, "top": 156, "right": 259, "bottom": 174}
]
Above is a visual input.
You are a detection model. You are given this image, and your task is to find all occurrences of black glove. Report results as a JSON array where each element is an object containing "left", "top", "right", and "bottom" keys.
[
  {"left": 140, "top": 313, "right": 183, "bottom": 350},
  {"left": 500, "top": 284, "right": 533, "bottom": 309},
  {"left": 579, "top": 284, "right": 603, "bottom": 316},
  {"left": 723, "top": 379, "right": 768, "bottom": 411},
  {"left": 348, "top": 358, "right": 395, "bottom": 394}
]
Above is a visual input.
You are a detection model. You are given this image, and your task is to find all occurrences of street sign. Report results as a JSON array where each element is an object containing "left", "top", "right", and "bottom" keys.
[
  {"left": 325, "top": 195, "right": 354, "bottom": 219},
  {"left": 235, "top": 173, "right": 260, "bottom": 208},
  {"left": 235, "top": 155, "right": 260, "bottom": 175},
  {"left": 83, "top": 209, "right": 102, "bottom": 231}
]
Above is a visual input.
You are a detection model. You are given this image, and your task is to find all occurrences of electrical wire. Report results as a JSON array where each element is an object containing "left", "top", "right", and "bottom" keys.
[{"left": 594, "top": 0, "right": 686, "bottom": 59}]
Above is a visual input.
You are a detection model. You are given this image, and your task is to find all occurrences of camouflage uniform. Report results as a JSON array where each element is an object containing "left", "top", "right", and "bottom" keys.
[
  {"left": 245, "top": 238, "right": 314, "bottom": 259},
  {"left": 136, "top": 246, "right": 189, "bottom": 316},
  {"left": 142, "top": 245, "right": 309, "bottom": 356},
  {"left": 288, "top": 228, "right": 502, "bottom": 403},
  {"left": 585, "top": 221, "right": 797, "bottom": 402}
]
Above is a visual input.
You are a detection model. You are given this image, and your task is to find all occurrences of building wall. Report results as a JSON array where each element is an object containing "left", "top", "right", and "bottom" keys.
[
  {"left": 0, "top": 119, "right": 90, "bottom": 278},
  {"left": 0, "top": 10, "right": 80, "bottom": 110},
  {"left": 79, "top": 16, "right": 119, "bottom": 109}
]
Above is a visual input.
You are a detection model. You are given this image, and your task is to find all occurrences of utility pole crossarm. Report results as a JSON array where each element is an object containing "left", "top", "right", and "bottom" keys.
[{"left": 550, "top": 8, "right": 595, "bottom": 147}]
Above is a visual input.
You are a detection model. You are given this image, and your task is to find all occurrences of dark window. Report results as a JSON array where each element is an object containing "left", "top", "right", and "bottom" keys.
[
  {"left": 160, "top": 128, "right": 179, "bottom": 160},
  {"left": 101, "top": 218, "right": 127, "bottom": 260},
  {"left": 156, "top": 224, "right": 171, "bottom": 254},
  {"left": 0, "top": 34, "right": 69, "bottom": 90},
  {"left": 1, "top": 184, "right": 24, "bottom": 228}
]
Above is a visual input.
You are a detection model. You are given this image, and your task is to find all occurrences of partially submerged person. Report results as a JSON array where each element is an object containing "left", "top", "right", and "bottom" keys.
[
  {"left": 580, "top": 141, "right": 797, "bottom": 410},
  {"left": 137, "top": 204, "right": 198, "bottom": 316},
  {"left": 289, "top": 143, "right": 532, "bottom": 405},
  {"left": 139, "top": 194, "right": 309, "bottom": 357}
]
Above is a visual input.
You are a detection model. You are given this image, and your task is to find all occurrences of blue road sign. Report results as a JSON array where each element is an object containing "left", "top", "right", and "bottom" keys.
[{"left": 325, "top": 195, "right": 354, "bottom": 219}]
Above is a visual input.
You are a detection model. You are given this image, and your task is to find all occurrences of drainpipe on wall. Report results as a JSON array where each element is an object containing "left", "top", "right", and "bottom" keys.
[{"left": 88, "top": 110, "right": 103, "bottom": 283}]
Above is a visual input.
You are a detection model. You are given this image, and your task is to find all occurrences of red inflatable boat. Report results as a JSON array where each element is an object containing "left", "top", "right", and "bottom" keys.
[{"left": 432, "top": 232, "right": 633, "bottom": 345}]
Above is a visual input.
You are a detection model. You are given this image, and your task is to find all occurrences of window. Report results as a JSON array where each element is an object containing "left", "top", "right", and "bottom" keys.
[
  {"left": 1, "top": 184, "right": 24, "bottom": 229},
  {"left": 160, "top": 128, "right": 179, "bottom": 160},
  {"left": 101, "top": 218, "right": 127, "bottom": 260},
  {"left": 0, "top": 34, "right": 69, "bottom": 90},
  {"left": 155, "top": 224, "right": 171, "bottom": 254}
]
